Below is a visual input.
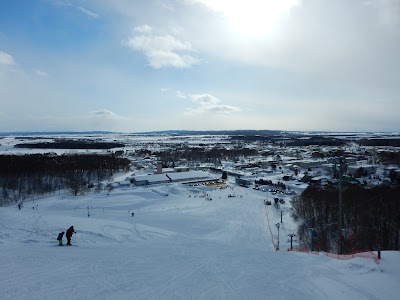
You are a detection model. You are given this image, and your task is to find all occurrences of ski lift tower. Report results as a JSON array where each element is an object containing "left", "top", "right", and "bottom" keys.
[{"left": 275, "top": 223, "right": 281, "bottom": 251}]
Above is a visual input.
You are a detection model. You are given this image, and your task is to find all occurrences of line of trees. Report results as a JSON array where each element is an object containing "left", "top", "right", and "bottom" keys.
[
  {"left": 0, "top": 154, "right": 130, "bottom": 206},
  {"left": 14, "top": 140, "right": 125, "bottom": 149},
  {"left": 359, "top": 138, "right": 400, "bottom": 147},
  {"left": 292, "top": 184, "right": 400, "bottom": 253},
  {"left": 152, "top": 146, "right": 258, "bottom": 166},
  {"left": 255, "top": 178, "right": 287, "bottom": 190},
  {"left": 378, "top": 151, "right": 400, "bottom": 165},
  {"left": 286, "top": 137, "right": 346, "bottom": 147}
]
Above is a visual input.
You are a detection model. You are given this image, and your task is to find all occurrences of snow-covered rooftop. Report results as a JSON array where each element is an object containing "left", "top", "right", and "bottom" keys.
[{"left": 166, "top": 170, "right": 210, "bottom": 181}]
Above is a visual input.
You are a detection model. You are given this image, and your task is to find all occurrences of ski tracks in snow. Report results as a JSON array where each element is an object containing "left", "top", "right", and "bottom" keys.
[
  {"left": 102, "top": 223, "right": 177, "bottom": 243},
  {"left": 322, "top": 273, "right": 380, "bottom": 299},
  {"left": 71, "top": 222, "right": 178, "bottom": 246},
  {"left": 144, "top": 255, "right": 216, "bottom": 300},
  {"left": 207, "top": 260, "right": 251, "bottom": 300}
]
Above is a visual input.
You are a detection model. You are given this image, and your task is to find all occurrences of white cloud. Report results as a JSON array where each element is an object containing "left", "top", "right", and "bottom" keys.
[
  {"left": 89, "top": 110, "right": 125, "bottom": 120},
  {"left": 180, "top": 93, "right": 241, "bottom": 115},
  {"left": 0, "top": 51, "right": 15, "bottom": 65},
  {"left": 190, "top": 94, "right": 220, "bottom": 105},
  {"left": 176, "top": 90, "right": 187, "bottom": 98},
  {"left": 22, "top": 110, "right": 129, "bottom": 131},
  {"left": 134, "top": 24, "right": 153, "bottom": 34},
  {"left": 122, "top": 25, "right": 201, "bottom": 69},
  {"left": 34, "top": 69, "right": 48, "bottom": 76},
  {"left": 78, "top": 6, "right": 99, "bottom": 18},
  {"left": 186, "top": 104, "right": 241, "bottom": 115},
  {"left": 158, "top": 1, "right": 176, "bottom": 12},
  {"left": 52, "top": 1, "right": 99, "bottom": 19}
]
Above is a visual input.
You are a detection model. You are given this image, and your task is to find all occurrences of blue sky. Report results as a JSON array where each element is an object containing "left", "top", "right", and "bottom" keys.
[{"left": 0, "top": 0, "right": 399, "bottom": 132}]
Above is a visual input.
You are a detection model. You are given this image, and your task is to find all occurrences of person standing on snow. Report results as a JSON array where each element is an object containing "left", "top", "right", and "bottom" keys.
[
  {"left": 57, "top": 231, "right": 65, "bottom": 246},
  {"left": 66, "top": 226, "right": 76, "bottom": 246}
]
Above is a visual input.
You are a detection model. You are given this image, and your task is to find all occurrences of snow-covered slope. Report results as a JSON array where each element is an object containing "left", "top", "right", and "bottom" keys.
[{"left": 0, "top": 181, "right": 399, "bottom": 300}]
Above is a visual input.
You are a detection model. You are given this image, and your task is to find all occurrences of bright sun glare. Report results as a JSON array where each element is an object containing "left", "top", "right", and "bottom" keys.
[{"left": 199, "top": 0, "right": 300, "bottom": 38}]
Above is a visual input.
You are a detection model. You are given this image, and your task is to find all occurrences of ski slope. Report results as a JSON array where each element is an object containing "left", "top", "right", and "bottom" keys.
[{"left": 0, "top": 179, "right": 399, "bottom": 300}]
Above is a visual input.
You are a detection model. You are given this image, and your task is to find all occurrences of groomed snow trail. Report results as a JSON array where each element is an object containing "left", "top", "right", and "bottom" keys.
[{"left": 0, "top": 182, "right": 399, "bottom": 299}]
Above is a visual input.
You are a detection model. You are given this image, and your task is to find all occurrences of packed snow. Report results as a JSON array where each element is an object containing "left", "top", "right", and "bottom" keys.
[{"left": 0, "top": 175, "right": 399, "bottom": 300}]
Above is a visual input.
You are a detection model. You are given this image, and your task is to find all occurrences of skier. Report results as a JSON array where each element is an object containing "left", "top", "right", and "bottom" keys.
[
  {"left": 66, "top": 226, "right": 76, "bottom": 246},
  {"left": 18, "top": 203, "right": 21, "bottom": 210},
  {"left": 57, "top": 231, "right": 65, "bottom": 246}
]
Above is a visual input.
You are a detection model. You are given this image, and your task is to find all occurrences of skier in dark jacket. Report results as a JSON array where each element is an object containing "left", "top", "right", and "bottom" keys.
[
  {"left": 57, "top": 231, "right": 65, "bottom": 246},
  {"left": 66, "top": 226, "right": 76, "bottom": 245}
]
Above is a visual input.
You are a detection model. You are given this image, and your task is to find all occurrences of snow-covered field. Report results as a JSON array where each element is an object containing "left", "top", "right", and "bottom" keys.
[{"left": 0, "top": 176, "right": 399, "bottom": 300}]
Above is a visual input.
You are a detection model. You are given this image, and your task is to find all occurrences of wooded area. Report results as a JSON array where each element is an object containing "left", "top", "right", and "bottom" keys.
[
  {"left": 292, "top": 184, "right": 400, "bottom": 252},
  {"left": 14, "top": 140, "right": 125, "bottom": 149},
  {"left": 152, "top": 146, "right": 258, "bottom": 165},
  {"left": 0, "top": 154, "right": 130, "bottom": 206}
]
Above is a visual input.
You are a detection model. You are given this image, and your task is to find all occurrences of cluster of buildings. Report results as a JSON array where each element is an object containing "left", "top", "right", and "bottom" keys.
[
  {"left": 110, "top": 137, "right": 400, "bottom": 191},
  {"left": 121, "top": 162, "right": 217, "bottom": 186}
]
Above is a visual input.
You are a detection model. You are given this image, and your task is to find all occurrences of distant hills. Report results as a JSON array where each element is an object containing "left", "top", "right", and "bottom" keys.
[
  {"left": 0, "top": 129, "right": 398, "bottom": 138},
  {"left": 0, "top": 130, "right": 287, "bottom": 137},
  {"left": 0, "top": 131, "right": 114, "bottom": 136},
  {"left": 135, "top": 130, "right": 285, "bottom": 136}
]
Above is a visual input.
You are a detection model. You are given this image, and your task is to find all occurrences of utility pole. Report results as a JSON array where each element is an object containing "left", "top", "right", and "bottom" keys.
[
  {"left": 310, "top": 228, "right": 316, "bottom": 252},
  {"left": 288, "top": 233, "right": 296, "bottom": 250},
  {"left": 275, "top": 223, "right": 280, "bottom": 251}
]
